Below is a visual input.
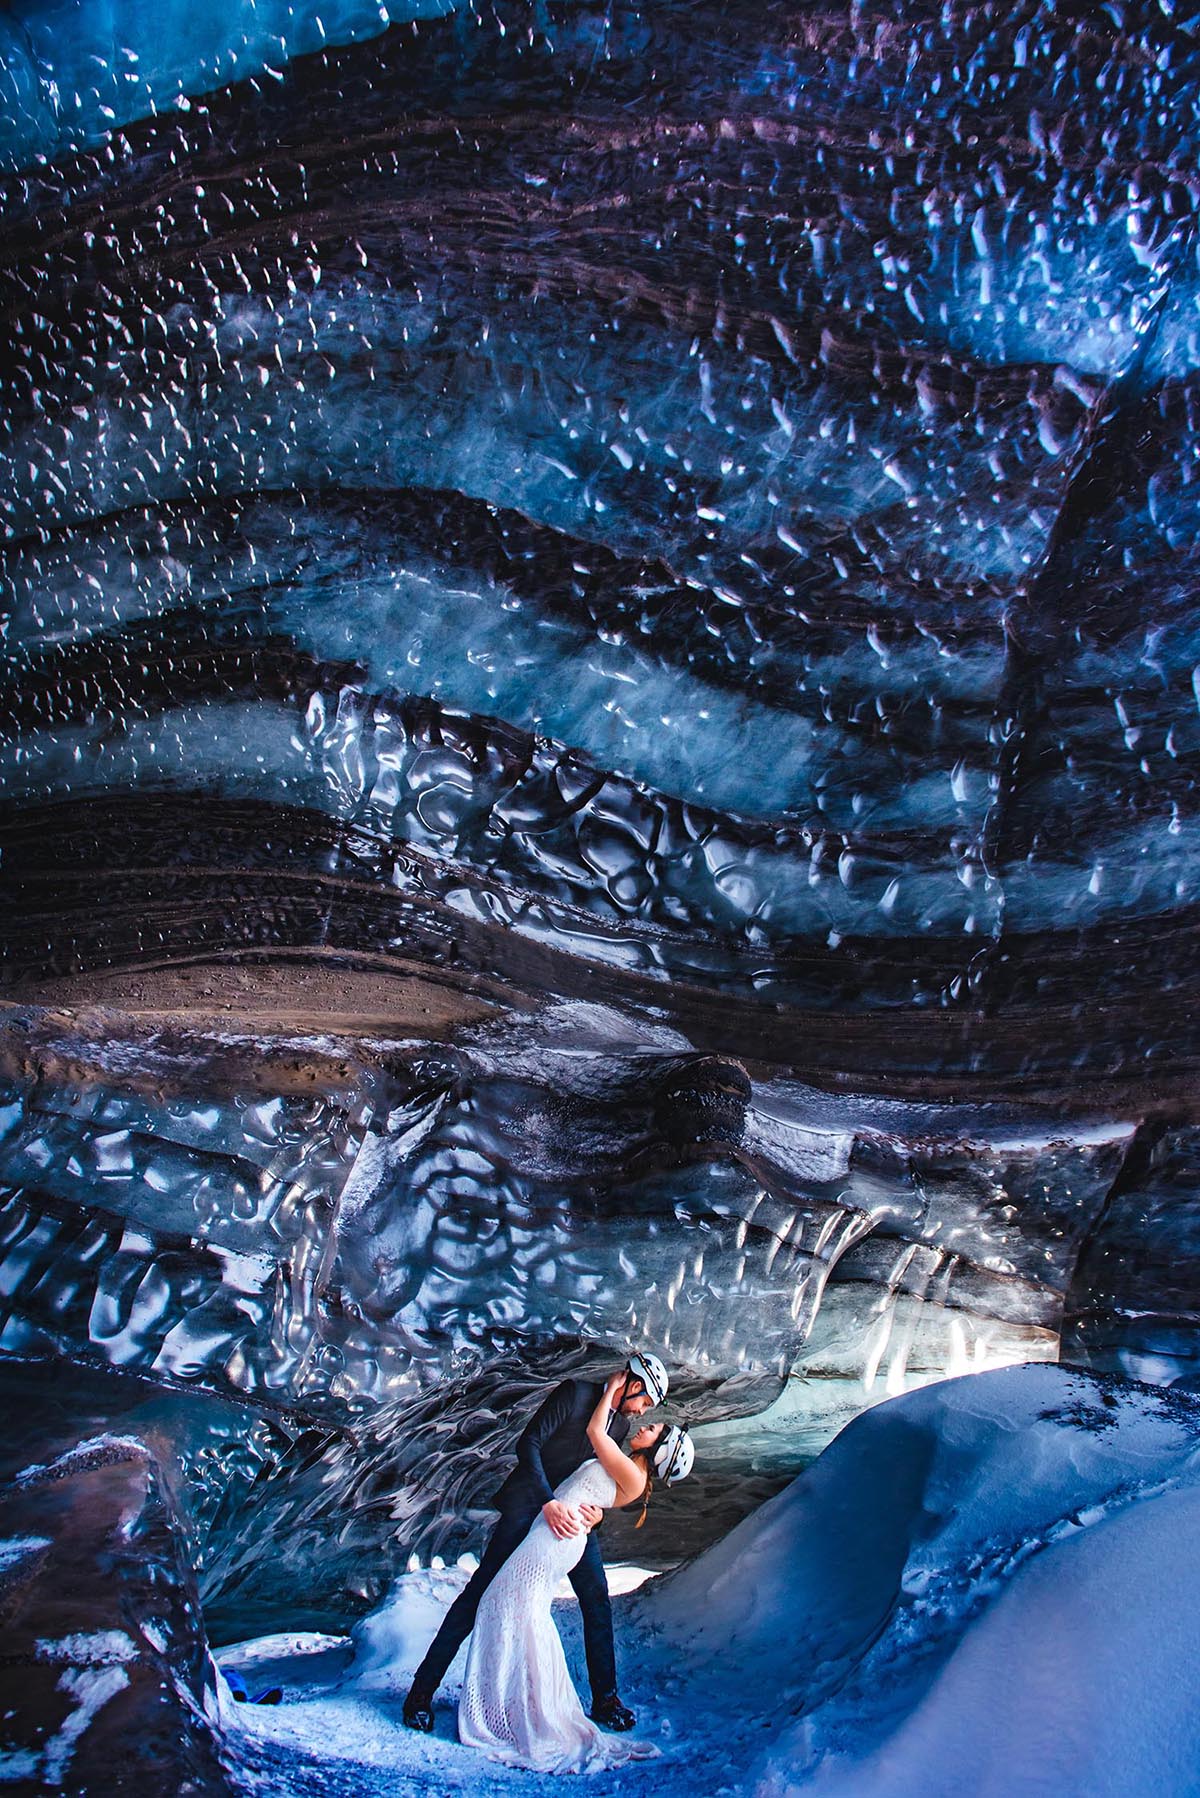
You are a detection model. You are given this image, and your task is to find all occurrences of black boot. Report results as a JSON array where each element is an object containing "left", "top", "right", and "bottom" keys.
[
  {"left": 403, "top": 1685, "right": 436, "bottom": 1732},
  {"left": 590, "top": 1693, "right": 636, "bottom": 1731}
]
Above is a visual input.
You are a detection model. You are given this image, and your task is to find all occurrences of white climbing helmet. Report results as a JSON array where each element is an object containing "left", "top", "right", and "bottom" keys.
[
  {"left": 653, "top": 1423, "right": 694, "bottom": 1485},
  {"left": 625, "top": 1352, "right": 669, "bottom": 1407}
]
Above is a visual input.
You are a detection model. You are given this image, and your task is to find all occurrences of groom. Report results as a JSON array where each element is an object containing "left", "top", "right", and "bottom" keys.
[{"left": 402, "top": 1353, "right": 668, "bottom": 1734}]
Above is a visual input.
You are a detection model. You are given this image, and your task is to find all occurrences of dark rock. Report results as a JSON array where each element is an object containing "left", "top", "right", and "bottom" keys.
[{"left": 0, "top": 1424, "right": 233, "bottom": 1796}]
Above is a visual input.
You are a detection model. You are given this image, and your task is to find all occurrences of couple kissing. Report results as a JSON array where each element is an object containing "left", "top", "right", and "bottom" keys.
[{"left": 403, "top": 1353, "right": 694, "bottom": 1773}]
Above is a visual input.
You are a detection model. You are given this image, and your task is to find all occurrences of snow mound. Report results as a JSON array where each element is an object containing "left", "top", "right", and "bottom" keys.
[
  {"left": 634, "top": 1362, "right": 1200, "bottom": 1796},
  {"left": 350, "top": 1562, "right": 473, "bottom": 1692},
  {"left": 794, "top": 1482, "right": 1200, "bottom": 1798}
]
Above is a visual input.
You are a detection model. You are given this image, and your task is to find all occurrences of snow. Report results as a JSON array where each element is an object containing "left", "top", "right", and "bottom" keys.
[
  {"left": 0, "top": 1534, "right": 50, "bottom": 1572},
  {"left": 35, "top": 1630, "right": 137, "bottom": 1665},
  {"left": 216, "top": 1364, "right": 1200, "bottom": 1797},
  {"left": 13, "top": 1432, "right": 149, "bottom": 1486},
  {"left": 351, "top": 1564, "right": 474, "bottom": 1693},
  {"left": 790, "top": 1485, "right": 1200, "bottom": 1798},
  {"left": 42, "top": 1666, "right": 131, "bottom": 1786}
]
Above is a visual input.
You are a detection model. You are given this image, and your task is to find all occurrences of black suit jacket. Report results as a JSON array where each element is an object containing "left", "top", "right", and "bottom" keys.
[{"left": 493, "top": 1378, "right": 629, "bottom": 1518}]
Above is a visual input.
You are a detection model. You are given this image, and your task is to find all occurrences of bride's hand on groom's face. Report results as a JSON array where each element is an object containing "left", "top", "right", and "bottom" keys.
[{"left": 602, "top": 1372, "right": 626, "bottom": 1406}]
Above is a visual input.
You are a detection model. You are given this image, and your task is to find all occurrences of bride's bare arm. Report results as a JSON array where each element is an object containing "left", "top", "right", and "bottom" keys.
[{"left": 587, "top": 1374, "right": 648, "bottom": 1507}]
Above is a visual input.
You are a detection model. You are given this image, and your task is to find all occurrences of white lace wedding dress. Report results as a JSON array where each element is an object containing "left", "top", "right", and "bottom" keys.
[{"left": 458, "top": 1457, "right": 658, "bottom": 1773}]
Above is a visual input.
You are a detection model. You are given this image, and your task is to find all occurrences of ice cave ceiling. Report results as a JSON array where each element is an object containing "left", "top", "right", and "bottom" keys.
[{"left": 3, "top": 0, "right": 1200, "bottom": 1651}]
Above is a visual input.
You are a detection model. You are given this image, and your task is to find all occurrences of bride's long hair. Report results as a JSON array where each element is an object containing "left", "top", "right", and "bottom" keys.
[{"left": 627, "top": 1446, "right": 657, "bottom": 1530}]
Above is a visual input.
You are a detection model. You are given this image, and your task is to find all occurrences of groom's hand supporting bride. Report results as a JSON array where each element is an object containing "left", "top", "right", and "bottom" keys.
[
  {"left": 542, "top": 1499, "right": 582, "bottom": 1539},
  {"left": 541, "top": 1499, "right": 604, "bottom": 1538}
]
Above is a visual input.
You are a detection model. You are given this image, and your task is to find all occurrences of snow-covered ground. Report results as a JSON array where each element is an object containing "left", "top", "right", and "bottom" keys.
[{"left": 219, "top": 1364, "right": 1200, "bottom": 1797}]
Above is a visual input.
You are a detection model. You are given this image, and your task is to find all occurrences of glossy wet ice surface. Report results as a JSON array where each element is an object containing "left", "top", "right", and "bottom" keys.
[{"left": 4, "top": 1, "right": 1200, "bottom": 1787}]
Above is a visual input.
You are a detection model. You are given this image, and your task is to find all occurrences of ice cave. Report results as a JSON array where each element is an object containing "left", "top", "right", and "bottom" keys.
[{"left": 4, "top": 1, "right": 1200, "bottom": 1792}]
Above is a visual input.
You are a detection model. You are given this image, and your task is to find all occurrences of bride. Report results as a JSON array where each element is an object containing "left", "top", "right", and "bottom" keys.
[{"left": 458, "top": 1372, "right": 690, "bottom": 1773}]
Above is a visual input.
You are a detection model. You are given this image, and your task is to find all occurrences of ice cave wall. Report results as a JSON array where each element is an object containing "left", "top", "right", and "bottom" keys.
[{"left": 3, "top": 0, "right": 1200, "bottom": 1652}]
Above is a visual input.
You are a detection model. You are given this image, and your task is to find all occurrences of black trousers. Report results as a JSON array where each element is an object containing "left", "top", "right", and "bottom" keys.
[{"left": 411, "top": 1508, "right": 617, "bottom": 1702}]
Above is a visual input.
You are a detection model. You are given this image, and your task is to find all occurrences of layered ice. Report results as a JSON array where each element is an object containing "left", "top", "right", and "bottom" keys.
[
  {"left": 0, "top": 1030, "right": 1129, "bottom": 1627},
  {"left": 0, "top": 0, "right": 459, "bottom": 172},
  {"left": 5, "top": 0, "right": 1200, "bottom": 1781}
]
